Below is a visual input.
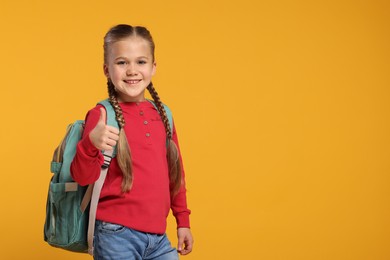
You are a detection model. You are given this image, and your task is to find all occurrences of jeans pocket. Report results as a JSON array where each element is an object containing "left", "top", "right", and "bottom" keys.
[{"left": 99, "top": 222, "right": 126, "bottom": 234}]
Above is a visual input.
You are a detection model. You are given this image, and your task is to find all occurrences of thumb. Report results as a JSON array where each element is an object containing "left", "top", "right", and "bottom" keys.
[
  {"left": 177, "top": 236, "right": 184, "bottom": 251},
  {"left": 99, "top": 107, "right": 107, "bottom": 125}
]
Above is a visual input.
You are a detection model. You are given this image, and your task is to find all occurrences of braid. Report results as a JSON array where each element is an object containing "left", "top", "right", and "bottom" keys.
[
  {"left": 107, "top": 81, "right": 126, "bottom": 128},
  {"left": 147, "top": 83, "right": 182, "bottom": 195},
  {"left": 146, "top": 83, "right": 172, "bottom": 139},
  {"left": 107, "top": 80, "right": 133, "bottom": 192}
]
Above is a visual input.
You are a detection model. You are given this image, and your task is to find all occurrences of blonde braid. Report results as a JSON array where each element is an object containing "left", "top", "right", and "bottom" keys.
[
  {"left": 147, "top": 83, "right": 182, "bottom": 195},
  {"left": 107, "top": 80, "right": 133, "bottom": 192}
]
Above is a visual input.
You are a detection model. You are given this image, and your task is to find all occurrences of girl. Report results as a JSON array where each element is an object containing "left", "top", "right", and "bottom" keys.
[{"left": 71, "top": 24, "right": 193, "bottom": 259}]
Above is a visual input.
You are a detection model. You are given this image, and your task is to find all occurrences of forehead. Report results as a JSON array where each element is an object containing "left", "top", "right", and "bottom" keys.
[{"left": 108, "top": 36, "right": 152, "bottom": 58}]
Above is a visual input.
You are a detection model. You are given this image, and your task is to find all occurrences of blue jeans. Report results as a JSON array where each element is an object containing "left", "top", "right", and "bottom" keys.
[{"left": 93, "top": 221, "right": 178, "bottom": 260}]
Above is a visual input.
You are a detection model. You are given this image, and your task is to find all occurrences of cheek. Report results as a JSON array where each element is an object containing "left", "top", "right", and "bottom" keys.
[{"left": 110, "top": 68, "right": 123, "bottom": 79}]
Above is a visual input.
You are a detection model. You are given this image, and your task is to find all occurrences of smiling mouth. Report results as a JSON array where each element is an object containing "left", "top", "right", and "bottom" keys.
[{"left": 124, "top": 79, "right": 141, "bottom": 84}]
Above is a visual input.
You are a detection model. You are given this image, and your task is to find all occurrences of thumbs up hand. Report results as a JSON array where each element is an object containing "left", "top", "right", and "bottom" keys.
[{"left": 89, "top": 107, "right": 120, "bottom": 151}]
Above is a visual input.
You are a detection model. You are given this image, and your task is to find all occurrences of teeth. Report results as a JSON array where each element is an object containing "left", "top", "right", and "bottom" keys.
[{"left": 126, "top": 80, "right": 140, "bottom": 84}]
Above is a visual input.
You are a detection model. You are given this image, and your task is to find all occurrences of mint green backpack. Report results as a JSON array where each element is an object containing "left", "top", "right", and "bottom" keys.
[{"left": 44, "top": 99, "right": 173, "bottom": 254}]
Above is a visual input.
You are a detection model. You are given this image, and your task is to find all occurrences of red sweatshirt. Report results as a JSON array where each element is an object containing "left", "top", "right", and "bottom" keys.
[{"left": 70, "top": 101, "right": 190, "bottom": 234}]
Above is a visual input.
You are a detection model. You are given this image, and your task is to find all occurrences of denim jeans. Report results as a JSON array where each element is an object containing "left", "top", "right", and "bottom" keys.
[{"left": 94, "top": 221, "right": 178, "bottom": 260}]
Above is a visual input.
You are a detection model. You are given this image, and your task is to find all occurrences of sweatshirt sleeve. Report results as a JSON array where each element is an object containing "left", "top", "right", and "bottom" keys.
[
  {"left": 170, "top": 121, "right": 192, "bottom": 228},
  {"left": 70, "top": 105, "right": 104, "bottom": 186}
]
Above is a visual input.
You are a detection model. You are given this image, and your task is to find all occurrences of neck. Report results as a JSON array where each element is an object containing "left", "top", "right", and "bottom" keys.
[{"left": 117, "top": 96, "right": 146, "bottom": 103}]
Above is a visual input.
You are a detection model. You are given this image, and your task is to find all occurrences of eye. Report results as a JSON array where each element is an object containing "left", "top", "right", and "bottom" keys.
[
  {"left": 116, "top": 60, "right": 127, "bottom": 65},
  {"left": 137, "top": 60, "right": 147, "bottom": 65}
]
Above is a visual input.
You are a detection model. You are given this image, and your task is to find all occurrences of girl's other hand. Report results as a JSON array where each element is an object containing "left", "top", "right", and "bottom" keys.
[
  {"left": 177, "top": 227, "right": 193, "bottom": 255},
  {"left": 89, "top": 107, "right": 120, "bottom": 151}
]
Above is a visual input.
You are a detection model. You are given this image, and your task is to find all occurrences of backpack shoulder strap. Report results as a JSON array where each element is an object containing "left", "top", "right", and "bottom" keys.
[
  {"left": 163, "top": 104, "right": 173, "bottom": 133},
  {"left": 87, "top": 100, "right": 117, "bottom": 255},
  {"left": 98, "top": 99, "right": 119, "bottom": 129},
  {"left": 146, "top": 99, "right": 174, "bottom": 133}
]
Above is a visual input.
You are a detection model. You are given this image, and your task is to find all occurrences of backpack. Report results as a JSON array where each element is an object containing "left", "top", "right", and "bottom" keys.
[{"left": 44, "top": 99, "right": 173, "bottom": 254}]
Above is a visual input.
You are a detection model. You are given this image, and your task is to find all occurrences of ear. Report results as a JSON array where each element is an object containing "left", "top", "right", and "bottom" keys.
[
  {"left": 103, "top": 64, "right": 110, "bottom": 77},
  {"left": 152, "top": 61, "right": 157, "bottom": 76}
]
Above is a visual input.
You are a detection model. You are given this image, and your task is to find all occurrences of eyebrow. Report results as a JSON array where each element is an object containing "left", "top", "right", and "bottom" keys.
[{"left": 114, "top": 56, "right": 149, "bottom": 60}]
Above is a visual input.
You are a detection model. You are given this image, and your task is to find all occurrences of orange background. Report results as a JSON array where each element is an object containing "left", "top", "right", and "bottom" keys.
[{"left": 0, "top": 0, "right": 389, "bottom": 259}]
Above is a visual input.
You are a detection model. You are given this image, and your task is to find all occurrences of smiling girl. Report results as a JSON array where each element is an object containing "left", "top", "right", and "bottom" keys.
[{"left": 70, "top": 24, "right": 193, "bottom": 260}]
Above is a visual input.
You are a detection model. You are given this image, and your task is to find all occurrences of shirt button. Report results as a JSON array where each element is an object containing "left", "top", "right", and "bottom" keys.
[
  {"left": 146, "top": 133, "right": 150, "bottom": 137},
  {"left": 140, "top": 111, "right": 144, "bottom": 116},
  {"left": 144, "top": 120, "right": 148, "bottom": 125}
]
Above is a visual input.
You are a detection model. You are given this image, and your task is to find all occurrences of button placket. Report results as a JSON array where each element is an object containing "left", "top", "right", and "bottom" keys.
[{"left": 138, "top": 107, "right": 152, "bottom": 144}]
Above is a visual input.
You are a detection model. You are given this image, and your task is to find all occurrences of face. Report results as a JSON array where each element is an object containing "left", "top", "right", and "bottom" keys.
[{"left": 104, "top": 36, "right": 156, "bottom": 102}]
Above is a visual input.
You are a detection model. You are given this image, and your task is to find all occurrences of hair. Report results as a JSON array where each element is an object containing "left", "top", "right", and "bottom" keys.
[{"left": 104, "top": 24, "right": 182, "bottom": 195}]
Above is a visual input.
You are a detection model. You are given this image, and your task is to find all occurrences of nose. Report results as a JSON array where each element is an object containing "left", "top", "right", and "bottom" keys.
[{"left": 126, "top": 63, "right": 138, "bottom": 76}]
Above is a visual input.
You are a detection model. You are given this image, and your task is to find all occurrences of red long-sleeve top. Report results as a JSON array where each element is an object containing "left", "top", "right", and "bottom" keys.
[{"left": 70, "top": 101, "right": 190, "bottom": 234}]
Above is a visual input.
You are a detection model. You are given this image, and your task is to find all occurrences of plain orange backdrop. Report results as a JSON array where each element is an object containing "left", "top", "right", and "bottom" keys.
[{"left": 0, "top": 0, "right": 389, "bottom": 259}]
